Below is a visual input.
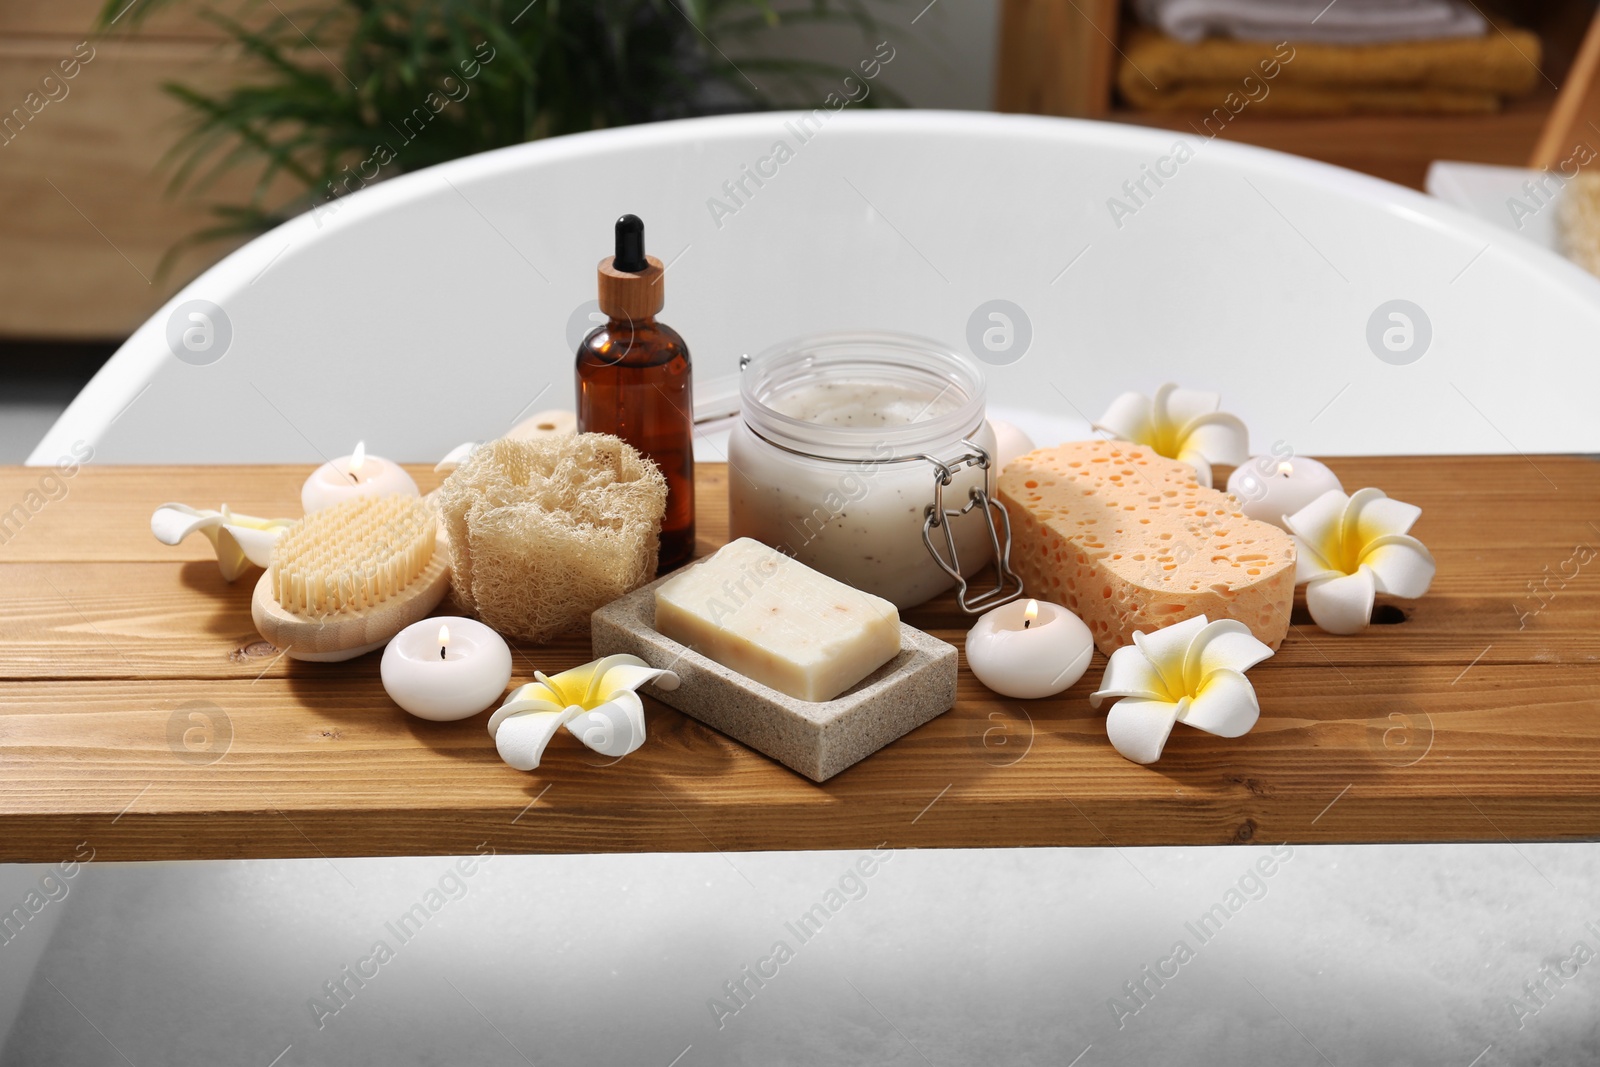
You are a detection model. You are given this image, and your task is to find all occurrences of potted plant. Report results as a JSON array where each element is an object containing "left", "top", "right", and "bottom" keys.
[{"left": 98, "top": 0, "right": 899, "bottom": 257}]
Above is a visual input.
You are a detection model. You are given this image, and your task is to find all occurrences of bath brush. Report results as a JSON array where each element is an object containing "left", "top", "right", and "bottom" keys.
[{"left": 251, "top": 495, "right": 452, "bottom": 662}]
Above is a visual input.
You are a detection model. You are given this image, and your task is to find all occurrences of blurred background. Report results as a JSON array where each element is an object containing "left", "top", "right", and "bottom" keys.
[
  {"left": 1, "top": 0, "right": 1595, "bottom": 462},
  {"left": 6, "top": 5, "right": 1600, "bottom": 1064}
]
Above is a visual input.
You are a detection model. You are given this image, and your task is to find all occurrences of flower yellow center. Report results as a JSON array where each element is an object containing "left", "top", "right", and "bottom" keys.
[
  {"left": 1317, "top": 527, "right": 1370, "bottom": 576},
  {"left": 1146, "top": 422, "right": 1183, "bottom": 460},
  {"left": 534, "top": 670, "right": 576, "bottom": 708}
]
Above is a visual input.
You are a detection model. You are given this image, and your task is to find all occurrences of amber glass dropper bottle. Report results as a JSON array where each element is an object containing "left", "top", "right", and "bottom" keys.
[{"left": 576, "top": 214, "right": 696, "bottom": 571}]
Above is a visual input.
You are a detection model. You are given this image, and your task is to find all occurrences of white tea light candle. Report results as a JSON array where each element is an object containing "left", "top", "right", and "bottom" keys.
[
  {"left": 987, "top": 417, "right": 1036, "bottom": 472},
  {"left": 301, "top": 440, "right": 420, "bottom": 513},
  {"left": 1226, "top": 455, "right": 1342, "bottom": 530},
  {"left": 965, "top": 598, "right": 1094, "bottom": 699},
  {"left": 381, "top": 616, "right": 513, "bottom": 721}
]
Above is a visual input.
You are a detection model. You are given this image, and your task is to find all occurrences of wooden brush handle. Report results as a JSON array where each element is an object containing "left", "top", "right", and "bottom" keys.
[{"left": 252, "top": 550, "right": 452, "bottom": 662}]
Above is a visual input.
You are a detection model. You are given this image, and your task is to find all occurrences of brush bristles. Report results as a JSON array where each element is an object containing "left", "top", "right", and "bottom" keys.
[{"left": 271, "top": 496, "right": 436, "bottom": 617}]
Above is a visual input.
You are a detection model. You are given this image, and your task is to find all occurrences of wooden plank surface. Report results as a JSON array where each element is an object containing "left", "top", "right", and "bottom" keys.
[{"left": 0, "top": 457, "right": 1597, "bottom": 862}]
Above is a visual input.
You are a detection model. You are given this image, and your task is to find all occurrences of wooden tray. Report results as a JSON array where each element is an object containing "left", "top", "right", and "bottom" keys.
[{"left": 0, "top": 457, "right": 1595, "bottom": 862}]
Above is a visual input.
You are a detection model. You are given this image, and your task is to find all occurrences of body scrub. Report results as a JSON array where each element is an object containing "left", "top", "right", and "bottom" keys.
[{"left": 728, "top": 333, "right": 1019, "bottom": 611}]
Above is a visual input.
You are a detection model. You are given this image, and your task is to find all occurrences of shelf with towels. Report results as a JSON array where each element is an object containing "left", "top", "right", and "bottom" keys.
[{"left": 995, "top": 0, "right": 1593, "bottom": 190}]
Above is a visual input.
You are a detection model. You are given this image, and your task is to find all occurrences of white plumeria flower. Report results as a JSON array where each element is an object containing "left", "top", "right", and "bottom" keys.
[
  {"left": 1093, "top": 383, "right": 1250, "bottom": 488},
  {"left": 150, "top": 503, "right": 294, "bottom": 582},
  {"left": 488, "top": 654, "right": 679, "bottom": 771},
  {"left": 1284, "top": 487, "right": 1436, "bottom": 635},
  {"left": 1089, "top": 614, "right": 1274, "bottom": 764}
]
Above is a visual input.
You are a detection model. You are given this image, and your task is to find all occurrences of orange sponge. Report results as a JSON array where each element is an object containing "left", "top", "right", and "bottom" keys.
[{"left": 998, "top": 439, "right": 1296, "bottom": 655}]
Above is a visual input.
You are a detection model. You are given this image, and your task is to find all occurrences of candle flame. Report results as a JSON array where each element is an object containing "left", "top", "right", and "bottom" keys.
[
  {"left": 350, "top": 440, "right": 367, "bottom": 477},
  {"left": 438, "top": 624, "right": 450, "bottom": 659},
  {"left": 1277, "top": 461, "right": 1294, "bottom": 477},
  {"left": 1024, "top": 599, "right": 1039, "bottom": 629}
]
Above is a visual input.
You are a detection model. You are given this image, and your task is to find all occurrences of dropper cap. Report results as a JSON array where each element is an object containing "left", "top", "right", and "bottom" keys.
[{"left": 598, "top": 213, "right": 664, "bottom": 320}]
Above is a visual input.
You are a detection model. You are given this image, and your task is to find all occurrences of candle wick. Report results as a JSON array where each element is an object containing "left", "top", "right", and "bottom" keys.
[
  {"left": 1023, "top": 619, "right": 1031, "bottom": 629},
  {"left": 348, "top": 470, "right": 360, "bottom": 484},
  {"left": 440, "top": 646, "right": 447, "bottom": 660}
]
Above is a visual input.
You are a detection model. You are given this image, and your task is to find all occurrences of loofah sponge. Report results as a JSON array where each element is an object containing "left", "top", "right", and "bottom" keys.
[
  {"left": 436, "top": 433, "right": 668, "bottom": 642},
  {"left": 1560, "top": 172, "right": 1600, "bottom": 279}
]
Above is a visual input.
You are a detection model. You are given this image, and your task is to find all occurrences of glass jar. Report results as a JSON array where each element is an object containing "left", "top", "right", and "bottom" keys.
[{"left": 728, "top": 331, "right": 1022, "bottom": 611}]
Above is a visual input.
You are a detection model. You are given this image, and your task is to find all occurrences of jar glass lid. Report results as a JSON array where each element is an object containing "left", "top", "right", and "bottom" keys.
[{"left": 740, "top": 331, "right": 988, "bottom": 461}]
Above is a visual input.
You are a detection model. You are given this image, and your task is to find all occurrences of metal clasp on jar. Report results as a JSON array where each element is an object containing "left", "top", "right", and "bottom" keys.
[{"left": 915, "top": 439, "right": 1023, "bottom": 614}]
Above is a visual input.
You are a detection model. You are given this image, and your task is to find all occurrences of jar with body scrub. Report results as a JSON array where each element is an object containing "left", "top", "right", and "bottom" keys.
[{"left": 728, "top": 332, "right": 1022, "bottom": 611}]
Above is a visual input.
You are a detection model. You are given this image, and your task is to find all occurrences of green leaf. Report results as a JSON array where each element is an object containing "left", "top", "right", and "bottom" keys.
[{"left": 116, "top": 0, "right": 905, "bottom": 251}]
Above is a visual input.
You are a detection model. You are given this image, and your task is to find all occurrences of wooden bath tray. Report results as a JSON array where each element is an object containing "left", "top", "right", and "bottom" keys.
[{"left": 0, "top": 457, "right": 1595, "bottom": 861}]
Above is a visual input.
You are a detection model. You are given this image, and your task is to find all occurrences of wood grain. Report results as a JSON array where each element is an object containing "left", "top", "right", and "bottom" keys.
[
  {"left": 994, "top": 0, "right": 1120, "bottom": 118},
  {"left": 0, "top": 458, "right": 1597, "bottom": 861}
]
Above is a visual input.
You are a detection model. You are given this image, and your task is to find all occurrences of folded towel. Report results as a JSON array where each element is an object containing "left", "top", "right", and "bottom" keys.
[
  {"left": 1119, "top": 27, "right": 1541, "bottom": 115},
  {"left": 1121, "top": 78, "right": 1501, "bottom": 115},
  {"left": 1134, "top": 0, "right": 1487, "bottom": 45}
]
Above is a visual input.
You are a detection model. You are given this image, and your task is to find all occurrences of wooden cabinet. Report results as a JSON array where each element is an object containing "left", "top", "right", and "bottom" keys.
[
  {"left": 995, "top": 0, "right": 1596, "bottom": 190},
  {"left": 0, "top": 3, "right": 251, "bottom": 340},
  {"left": 993, "top": 0, "right": 1120, "bottom": 117}
]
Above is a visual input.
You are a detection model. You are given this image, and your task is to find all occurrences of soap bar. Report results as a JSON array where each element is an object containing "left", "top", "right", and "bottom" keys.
[
  {"left": 997, "top": 440, "right": 1296, "bottom": 655},
  {"left": 654, "top": 538, "right": 901, "bottom": 702}
]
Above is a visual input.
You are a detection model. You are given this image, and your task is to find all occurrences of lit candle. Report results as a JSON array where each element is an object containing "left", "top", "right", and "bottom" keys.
[
  {"left": 1225, "top": 455, "right": 1343, "bottom": 530},
  {"left": 965, "top": 598, "right": 1095, "bottom": 699},
  {"left": 301, "top": 440, "right": 420, "bottom": 513},
  {"left": 380, "top": 616, "right": 513, "bottom": 721}
]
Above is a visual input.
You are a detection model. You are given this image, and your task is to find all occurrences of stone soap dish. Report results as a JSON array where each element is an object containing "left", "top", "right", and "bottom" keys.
[{"left": 591, "top": 572, "right": 958, "bottom": 782}]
